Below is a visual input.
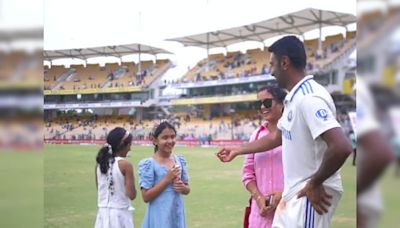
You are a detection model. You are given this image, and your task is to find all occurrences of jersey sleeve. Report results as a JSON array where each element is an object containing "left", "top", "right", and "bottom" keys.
[{"left": 300, "top": 96, "right": 341, "bottom": 139}]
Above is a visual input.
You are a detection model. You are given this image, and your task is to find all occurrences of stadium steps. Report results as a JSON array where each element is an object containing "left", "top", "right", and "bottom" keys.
[
  {"left": 52, "top": 68, "right": 77, "bottom": 90},
  {"left": 319, "top": 39, "right": 356, "bottom": 73},
  {"left": 145, "top": 61, "right": 173, "bottom": 88},
  {"left": 160, "top": 106, "right": 170, "bottom": 115},
  {"left": 358, "top": 11, "right": 400, "bottom": 52},
  {"left": 101, "top": 67, "right": 127, "bottom": 88}
]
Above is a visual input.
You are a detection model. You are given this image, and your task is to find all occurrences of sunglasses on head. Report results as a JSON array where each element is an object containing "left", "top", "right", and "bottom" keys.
[{"left": 255, "top": 98, "right": 273, "bottom": 109}]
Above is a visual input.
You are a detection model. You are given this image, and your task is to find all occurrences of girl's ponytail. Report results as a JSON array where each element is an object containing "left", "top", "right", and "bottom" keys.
[
  {"left": 95, "top": 127, "right": 132, "bottom": 173},
  {"left": 96, "top": 143, "right": 114, "bottom": 174}
]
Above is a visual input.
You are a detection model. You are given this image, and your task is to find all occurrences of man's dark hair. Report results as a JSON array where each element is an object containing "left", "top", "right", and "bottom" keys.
[{"left": 268, "top": 36, "right": 307, "bottom": 70}]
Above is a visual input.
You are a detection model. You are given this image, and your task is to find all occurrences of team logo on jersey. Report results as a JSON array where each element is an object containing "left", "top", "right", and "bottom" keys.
[
  {"left": 287, "top": 110, "right": 293, "bottom": 122},
  {"left": 316, "top": 109, "right": 329, "bottom": 121}
]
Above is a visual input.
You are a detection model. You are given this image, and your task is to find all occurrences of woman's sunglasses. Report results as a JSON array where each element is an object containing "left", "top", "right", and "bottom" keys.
[{"left": 255, "top": 98, "right": 273, "bottom": 109}]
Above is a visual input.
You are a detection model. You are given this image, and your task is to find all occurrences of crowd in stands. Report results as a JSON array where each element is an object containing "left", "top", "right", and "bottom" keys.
[
  {"left": 172, "top": 32, "right": 355, "bottom": 84},
  {"left": 45, "top": 107, "right": 355, "bottom": 144},
  {"left": 44, "top": 60, "right": 170, "bottom": 91},
  {"left": 45, "top": 111, "right": 263, "bottom": 142}
]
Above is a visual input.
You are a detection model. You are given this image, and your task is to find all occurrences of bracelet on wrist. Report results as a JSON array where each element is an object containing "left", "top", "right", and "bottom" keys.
[{"left": 252, "top": 193, "right": 262, "bottom": 202}]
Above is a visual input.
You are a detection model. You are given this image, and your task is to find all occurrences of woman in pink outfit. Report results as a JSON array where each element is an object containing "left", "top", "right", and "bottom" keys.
[{"left": 242, "top": 86, "right": 286, "bottom": 228}]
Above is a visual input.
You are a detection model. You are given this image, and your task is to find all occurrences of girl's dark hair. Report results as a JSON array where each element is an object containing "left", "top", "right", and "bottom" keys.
[
  {"left": 96, "top": 127, "right": 133, "bottom": 174},
  {"left": 152, "top": 121, "right": 176, "bottom": 152},
  {"left": 258, "top": 85, "right": 287, "bottom": 104}
]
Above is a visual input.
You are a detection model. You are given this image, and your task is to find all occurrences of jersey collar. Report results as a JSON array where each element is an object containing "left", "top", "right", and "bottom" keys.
[{"left": 284, "top": 75, "right": 314, "bottom": 105}]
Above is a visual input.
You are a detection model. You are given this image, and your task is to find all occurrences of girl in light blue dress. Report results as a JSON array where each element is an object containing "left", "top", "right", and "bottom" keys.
[{"left": 138, "top": 121, "right": 190, "bottom": 228}]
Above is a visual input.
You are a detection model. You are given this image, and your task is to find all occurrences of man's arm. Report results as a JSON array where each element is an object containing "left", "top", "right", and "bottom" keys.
[
  {"left": 308, "top": 127, "right": 353, "bottom": 186},
  {"left": 237, "top": 130, "right": 282, "bottom": 155},
  {"left": 217, "top": 130, "right": 281, "bottom": 162},
  {"left": 357, "top": 130, "right": 394, "bottom": 194},
  {"left": 298, "top": 127, "right": 353, "bottom": 214}
]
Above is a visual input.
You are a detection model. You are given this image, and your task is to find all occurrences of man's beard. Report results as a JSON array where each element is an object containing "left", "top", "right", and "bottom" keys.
[{"left": 275, "top": 74, "right": 286, "bottom": 89}]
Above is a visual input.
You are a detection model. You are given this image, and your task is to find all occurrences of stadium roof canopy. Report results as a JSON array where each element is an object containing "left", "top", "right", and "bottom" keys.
[
  {"left": 167, "top": 8, "right": 356, "bottom": 49},
  {"left": 43, "top": 43, "right": 172, "bottom": 62}
]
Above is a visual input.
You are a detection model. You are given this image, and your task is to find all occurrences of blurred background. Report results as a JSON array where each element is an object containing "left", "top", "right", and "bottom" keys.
[
  {"left": 357, "top": 0, "right": 400, "bottom": 227},
  {"left": 0, "top": 0, "right": 43, "bottom": 227}
]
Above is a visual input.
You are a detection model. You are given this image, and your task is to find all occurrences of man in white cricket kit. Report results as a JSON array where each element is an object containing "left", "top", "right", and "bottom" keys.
[{"left": 216, "top": 36, "right": 353, "bottom": 228}]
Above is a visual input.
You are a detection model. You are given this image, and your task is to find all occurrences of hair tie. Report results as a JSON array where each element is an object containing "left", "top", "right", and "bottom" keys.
[
  {"left": 104, "top": 143, "right": 112, "bottom": 155},
  {"left": 121, "top": 130, "right": 129, "bottom": 142}
]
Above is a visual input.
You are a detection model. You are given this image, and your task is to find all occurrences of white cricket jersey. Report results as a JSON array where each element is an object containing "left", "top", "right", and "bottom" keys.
[{"left": 277, "top": 75, "right": 343, "bottom": 198}]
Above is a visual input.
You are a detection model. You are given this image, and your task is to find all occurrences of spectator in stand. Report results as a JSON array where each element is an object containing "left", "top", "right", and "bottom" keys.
[{"left": 207, "top": 134, "right": 212, "bottom": 145}]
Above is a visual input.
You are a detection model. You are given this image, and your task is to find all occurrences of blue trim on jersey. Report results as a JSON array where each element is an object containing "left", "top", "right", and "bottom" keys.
[
  {"left": 305, "top": 199, "right": 309, "bottom": 228},
  {"left": 290, "top": 78, "right": 313, "bottom": 102},
  {"left": 306, "top": 81, "right": 314, "bottom": 93},
  {"left": 300, "top": 86, "right": 306, "bottom": 95},
  {"left": 302, "top": 84, "right": 309, "bottom": 94},
  {"left": 311, "top": 203, "right": 315, "bottom": 228},
  {"left": 305, "top": 199, "right": 315, "bottom": 228}
]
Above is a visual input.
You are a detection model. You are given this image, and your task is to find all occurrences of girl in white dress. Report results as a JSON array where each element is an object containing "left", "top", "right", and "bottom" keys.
[{"left": 94, "top": 127, "right": 136, "bottom": 228}]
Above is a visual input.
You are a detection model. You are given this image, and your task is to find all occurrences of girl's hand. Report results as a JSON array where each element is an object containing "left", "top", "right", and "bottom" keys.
[
  {"left": 173, "top": 180, "right": 187, "bottom": 194},
  {"left": 166, "top": 166, "right": 180, "bottom": 182}
]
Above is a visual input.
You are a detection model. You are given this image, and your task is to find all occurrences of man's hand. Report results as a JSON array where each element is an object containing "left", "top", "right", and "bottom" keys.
[
  {"left": 215, "top": 147, "right": 240, "bottom": 162},
  {"left": 297, "top": 182, "right": 332, "bottom": 215}
]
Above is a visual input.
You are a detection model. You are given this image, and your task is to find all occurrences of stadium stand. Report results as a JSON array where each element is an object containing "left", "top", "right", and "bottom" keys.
[
  {"left": 44, "top": 59, "right": 171, "bottom": 91},
  {"left": 44, "top": 8, "right": 356, "bottom": 144},
  {"left": 177, "top": 32, "right": 355, "bottom": 84}
]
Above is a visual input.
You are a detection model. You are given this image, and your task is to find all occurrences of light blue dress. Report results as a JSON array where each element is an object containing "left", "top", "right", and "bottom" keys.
[{"left": 138, "top": 155, "right": 189, "bottom": 228}]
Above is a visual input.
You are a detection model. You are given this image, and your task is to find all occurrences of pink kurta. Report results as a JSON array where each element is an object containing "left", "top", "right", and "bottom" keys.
[{"left": 242, "top": 123, "right": 284, "bottom": 228}]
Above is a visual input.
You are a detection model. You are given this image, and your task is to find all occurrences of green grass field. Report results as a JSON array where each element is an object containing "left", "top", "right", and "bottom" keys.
[
  {"left": 0, "top": 151, "right": 43, "bottom": 228},
  {"left": 44, "top": 144, "right": 356, "bottom": 228},
  {"left": 379, "top": 165, "right": 400, "bottom": 227}
]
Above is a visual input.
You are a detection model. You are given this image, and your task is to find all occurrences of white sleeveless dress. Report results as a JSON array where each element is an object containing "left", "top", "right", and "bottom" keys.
[{"left": 94, "top": 157, "right": 134, "bottom": 228}]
